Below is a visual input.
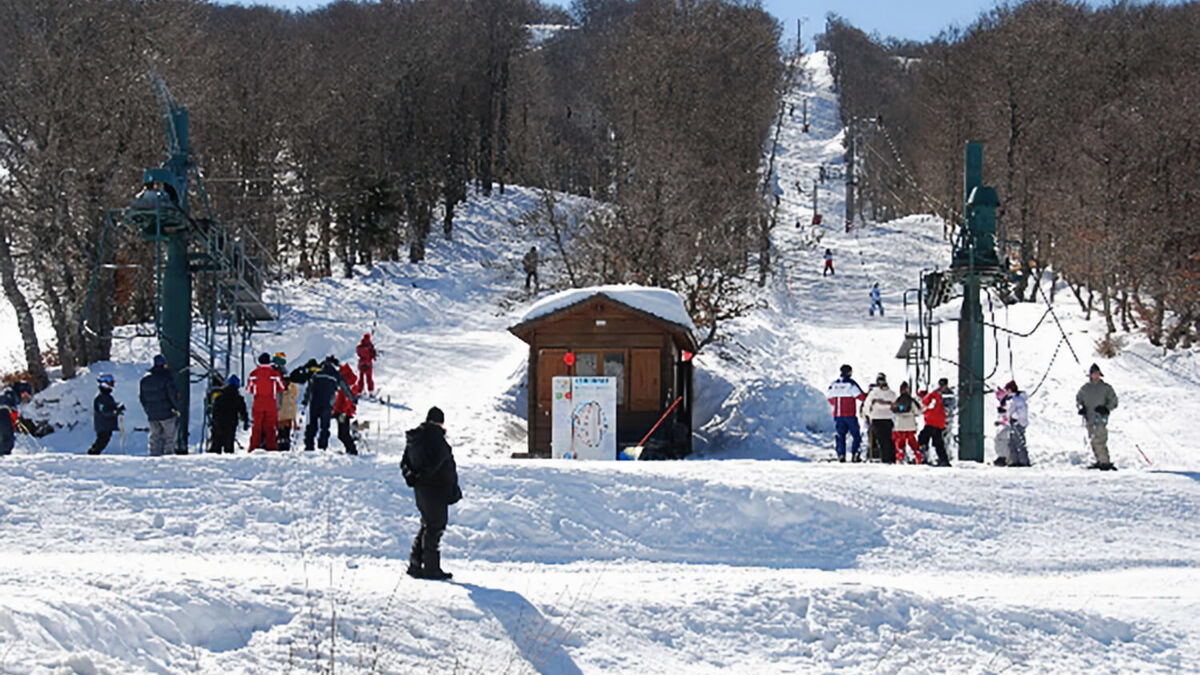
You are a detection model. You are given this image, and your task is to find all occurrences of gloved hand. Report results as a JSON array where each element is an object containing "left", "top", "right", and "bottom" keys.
[
  {"left": 1095, "top": 405, "right": 1109, "bottom": 417},
  {"left": 116, "top": 404, "right": 126, "bottom": 414},
  {"left": 243, "top": 422, "right": 250, "bottom": 431},
  {"left": 1078, "top": 405, "right": 1086, "bottom": 416}
]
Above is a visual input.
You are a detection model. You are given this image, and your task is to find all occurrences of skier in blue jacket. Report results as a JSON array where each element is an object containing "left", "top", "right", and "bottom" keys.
[
  {"left": 88, "top": 374, "right": 125, "bottom": 455},
  {"left": 303, "top": 356, "right": 355, "bottom": 451},
  {"left": 869, "top": 283, "right": 884, "bottom": 317}
]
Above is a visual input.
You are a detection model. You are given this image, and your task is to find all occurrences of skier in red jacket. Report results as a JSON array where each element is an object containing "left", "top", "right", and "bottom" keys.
[
  {"left": 356, "top": 333, "right": 377, "bottom": 398},
  {"left": 333, "top": 363, "right": 361, "bottom": 455},
  {"left": 247, "top": 352, "right": 285, "bottom": 451},
  {"left": 919, "top": 377, "right": 952, "bottom": 466}
]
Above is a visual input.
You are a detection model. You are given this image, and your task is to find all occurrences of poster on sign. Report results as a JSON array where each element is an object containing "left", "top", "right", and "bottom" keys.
[{"left": 551, "top": 376, "right": 617, "bottom": 460}]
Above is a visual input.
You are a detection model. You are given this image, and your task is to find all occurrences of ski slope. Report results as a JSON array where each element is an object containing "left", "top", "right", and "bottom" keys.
[{"left": 0, "top": 52, "right": 1198, "bottom": 673}]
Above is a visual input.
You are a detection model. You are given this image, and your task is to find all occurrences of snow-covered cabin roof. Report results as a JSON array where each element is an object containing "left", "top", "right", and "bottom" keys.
[{"left": 510, "top": 285, "right": 698, "bottom": 348}]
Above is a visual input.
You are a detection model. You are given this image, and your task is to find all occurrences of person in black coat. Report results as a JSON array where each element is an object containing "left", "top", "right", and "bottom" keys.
[
  {"left": 209, "top": 375, "right": 249, "bottom": 454},
  {"left": 88, "top": 374, "right": 125, "bottom": 455},
  {"left": 402, "top": 406, "right": 462, "bottom": 580},
  {"left": 303, "top": 356, "right": 354, "bottom": 451}
]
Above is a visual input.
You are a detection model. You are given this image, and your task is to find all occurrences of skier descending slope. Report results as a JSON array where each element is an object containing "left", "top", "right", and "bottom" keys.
[
  {"left": 356, "top": 333, "right": 377, "bottom": 399},
  {"left": 826, "top": 364, "right": 866, "bottom": 462}
]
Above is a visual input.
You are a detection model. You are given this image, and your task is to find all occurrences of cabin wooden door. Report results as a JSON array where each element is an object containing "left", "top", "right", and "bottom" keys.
[
  {"left": 536, "top": 349, "right": 570, "bottom": 450},
  {"left": 630, "top": 348, "right": 660, "bottom": 412}
]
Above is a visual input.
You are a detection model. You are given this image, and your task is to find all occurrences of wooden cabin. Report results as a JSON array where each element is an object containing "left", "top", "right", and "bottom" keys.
[{"left": 508, "top": 286, "right": 699, "bottom": 459}]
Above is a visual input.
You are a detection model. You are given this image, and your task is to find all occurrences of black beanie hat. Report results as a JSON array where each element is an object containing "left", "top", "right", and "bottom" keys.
[
  {"left": 258, "top": 352, "right": 271, "bottom": 364},
  {"left": 426, "top": 406, "right": 444, "bottom": 424},
  {"left": 1089, "top": 363, "right": 1103, "bottom": 376},
  {"left": 840, "top": 364, "right": 852, "bottom": 375}
]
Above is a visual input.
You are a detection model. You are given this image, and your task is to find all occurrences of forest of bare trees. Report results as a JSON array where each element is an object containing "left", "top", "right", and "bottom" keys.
[
  {"left": 0, "top": 0, "right": 782, "bottom": 386},
  {"left": 819, "top": 0, "right": 1200, "bottom": 351}
]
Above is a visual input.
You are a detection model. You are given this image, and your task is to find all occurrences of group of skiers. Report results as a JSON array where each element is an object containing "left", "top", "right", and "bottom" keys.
[
  {"left": 827, "top": 362, "right": 1121, "bottom": 470},
  {"left": 828, "top": 365, "right": 953, "bottom": 465},
  {"left": 80, "top": 332, "right": 382, "bottom": 457}
]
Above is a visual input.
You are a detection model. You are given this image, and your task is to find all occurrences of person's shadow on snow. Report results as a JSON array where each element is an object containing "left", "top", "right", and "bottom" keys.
[{"left": 459, "top": 583, "right": 583, "bottom": 675}]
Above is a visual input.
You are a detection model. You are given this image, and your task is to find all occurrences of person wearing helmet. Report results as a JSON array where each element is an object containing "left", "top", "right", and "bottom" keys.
[
  {"left": 826, "top": 364, "right": 866, "bottom": 462},
  {"left": 210, "top": 375, "right": 249, "bottom": 454},
  {"left": 88, "top": 374, "right": 125, "bottom": 455},
  {"left": 356, "top": 333, "right": 377, "bottom": 399},
  {"left": 0, "top": 381, "right": 33, "bottom": 456}
]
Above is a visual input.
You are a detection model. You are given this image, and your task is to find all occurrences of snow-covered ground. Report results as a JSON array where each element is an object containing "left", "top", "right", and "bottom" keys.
[{"left": 1, "top": 52, "right": 1198, "bottom": 673}]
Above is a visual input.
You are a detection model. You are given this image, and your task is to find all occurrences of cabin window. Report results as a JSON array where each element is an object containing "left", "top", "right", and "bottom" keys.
[
  {"left": 604, "top": 352, "right": 625, "bottom": 404},
  {"left": 574, "top": 352, "right": 599, "bottom": 376}
]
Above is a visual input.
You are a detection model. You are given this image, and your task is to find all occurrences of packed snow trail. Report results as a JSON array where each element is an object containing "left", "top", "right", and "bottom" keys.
[{"left": 0, "top": 52, "right": 1198, "bottom": 673}]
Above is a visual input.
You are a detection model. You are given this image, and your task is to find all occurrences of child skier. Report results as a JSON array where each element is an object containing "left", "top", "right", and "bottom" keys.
[
  {"left": 333, "top": 363, "right": 361, "bottom": 455},
  {"left": 210, "top": 375, "right": 249, "bottom": 454},
  {"left": 88, "top": 374, "right": 125, "bottom": 455},
  {"left": 869, "top": 283, "right": 884, "bottom": 316},
  {"left": 890, "top": 381, "right": 924, "bottom": 464},
  {"left": 247, "top": 352, "right": 285, "bottom": 451},
  {"left": 1003, "top": 381, "right": 1030, "bottom": 466},
  {"left": 356, "top": 333, "right": 377, "bottom": 399},
  {"left": 273, "top": 353, "right": 299, "bottom": 451},
  {"left": 823, "top": 248, "right": 835, "bottom": 277}
]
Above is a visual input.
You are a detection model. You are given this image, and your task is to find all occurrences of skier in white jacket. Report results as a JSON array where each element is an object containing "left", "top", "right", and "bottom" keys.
[{"left": 862, "top": 373, "right": 897, "bottom": 463}]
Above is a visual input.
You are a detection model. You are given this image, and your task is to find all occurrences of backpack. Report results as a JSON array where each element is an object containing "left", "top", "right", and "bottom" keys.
[{"left": 401, "top": 427, "right": 422, "bottom": 487}]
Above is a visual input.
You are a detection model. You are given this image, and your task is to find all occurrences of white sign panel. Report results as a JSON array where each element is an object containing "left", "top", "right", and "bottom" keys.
[{"left": 551, "top": 376, "right": 617, "bottom": 460}]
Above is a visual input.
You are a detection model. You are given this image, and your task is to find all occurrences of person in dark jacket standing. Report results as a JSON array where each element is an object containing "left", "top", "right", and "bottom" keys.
[
  {"left": 403, "top": 406, "right": 462, "bottom": 580},
  {"left": 88, "top": 374, "right": 125, "bottom": 455},
  {"left": 0, "top": 381, "right": 33, "bottom": 456},
  {"left": 210, "top": 375, "right": 249, "bottom": 454},
  {"left": 1077, "top": 363, "right": 1119, "bottom": 470},
  {"left": 522, "top": 246, "right": 539, "bottom": 292},
  {"left": 303, "top": 356, "right": 355, "bottom": 451},
  {"left": 139, "top": 354, "right": 180, "bottom": 456}
]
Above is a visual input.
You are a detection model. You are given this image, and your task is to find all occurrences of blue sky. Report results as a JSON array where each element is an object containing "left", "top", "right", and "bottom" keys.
[{"left": 220, "top": 0, "right": 1166, "bottom": 45}]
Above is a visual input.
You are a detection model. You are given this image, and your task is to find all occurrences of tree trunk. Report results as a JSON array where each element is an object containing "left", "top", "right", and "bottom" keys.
[{"left": 0, "top": 224, "right": 48, "bottom": 390}]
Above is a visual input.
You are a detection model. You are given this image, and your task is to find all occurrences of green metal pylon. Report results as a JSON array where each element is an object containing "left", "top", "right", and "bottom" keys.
[{"left": 954, "top": 141, "right": 1002, "bottom": 463}]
